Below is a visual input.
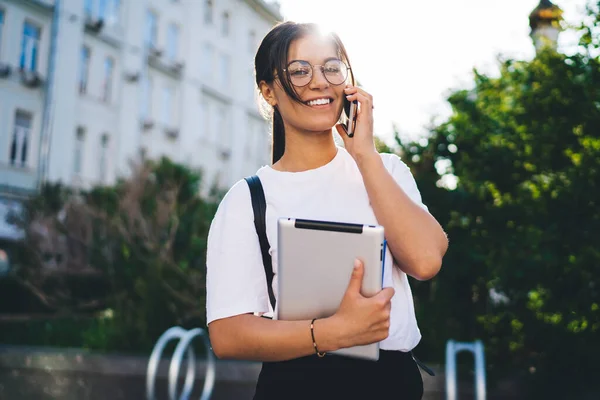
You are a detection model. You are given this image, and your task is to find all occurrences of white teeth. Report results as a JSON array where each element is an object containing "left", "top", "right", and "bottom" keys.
[{"left": 307, "top": 98, "right": 331, "bottom": 106}]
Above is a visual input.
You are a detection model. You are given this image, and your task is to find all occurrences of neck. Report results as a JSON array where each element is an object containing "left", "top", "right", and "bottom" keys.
[{"left": 274, "top": 127, "right": 338, "bottom": 172}]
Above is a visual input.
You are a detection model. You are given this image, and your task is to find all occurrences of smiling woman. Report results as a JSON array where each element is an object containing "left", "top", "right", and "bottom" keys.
[
  {"left": 254, "top": 24, "right": 356, "bottom": 166},
  {"left": 205, "top": 21, "right": 448, "bottom": 400}
]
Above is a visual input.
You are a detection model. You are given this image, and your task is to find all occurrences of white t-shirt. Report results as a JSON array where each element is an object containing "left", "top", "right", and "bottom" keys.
[{"left": 206, "top": 147, "right": 428, "bottom": 352}]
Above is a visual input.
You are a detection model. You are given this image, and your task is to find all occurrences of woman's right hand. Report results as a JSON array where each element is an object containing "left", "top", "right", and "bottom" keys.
[{"left": 328, "top": 259, "right": 395, "bottom": 349}]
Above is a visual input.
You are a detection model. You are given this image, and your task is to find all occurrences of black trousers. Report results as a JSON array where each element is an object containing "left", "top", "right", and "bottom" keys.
[{"left": 253, "top": 349, "right": 424, "bottom": 400}]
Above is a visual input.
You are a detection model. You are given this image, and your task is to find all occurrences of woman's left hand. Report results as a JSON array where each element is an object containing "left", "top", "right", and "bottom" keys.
[{"left": 335, "top": 85, "right": 378, "bottom": 163}]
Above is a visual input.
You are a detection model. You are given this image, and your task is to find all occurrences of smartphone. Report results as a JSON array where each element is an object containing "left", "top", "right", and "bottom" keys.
[{"left": 343, "top": 97, "right": 358, "bottom": 137}]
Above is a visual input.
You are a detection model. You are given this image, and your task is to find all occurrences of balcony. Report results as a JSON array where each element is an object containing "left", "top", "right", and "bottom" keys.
[
  {"left": 84, "top": 15, "right": 104, "bottom": 34},
  {"left": 0, "top": 63, "right": 11, "bottom": 79},
  {"left": 140, "top": 118, "right": 155, "bottom": 132},
  {"left": 0, "top": 163, "right": 38, "bottom": 195},
  {"left": 19, "top": 69, "right": 44, "bottom": 89},
  {"left": 164, "top": 126, "right": 180, "bottom": 140},
  {"left": 21, "top": 0, "right": 54, "bottom": 13},
  {"left": 147, "top": 48, "right": 185, "bottom": 80},
  {"left": 83, "top": 15, "right": 124, "bottom": 49}
]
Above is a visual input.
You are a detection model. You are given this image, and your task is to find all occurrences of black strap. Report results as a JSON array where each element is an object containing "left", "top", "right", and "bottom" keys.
[
  {"left": 244, "top": 175, "right": 276, "bottom": 312},
  {"left": 411, "top": 352, "right": 436, "bottom": 376}
]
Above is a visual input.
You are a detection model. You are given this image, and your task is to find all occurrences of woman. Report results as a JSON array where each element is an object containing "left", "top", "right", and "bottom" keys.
[{"left": 206, "top": 21, "right": 448, "bottom": 399}]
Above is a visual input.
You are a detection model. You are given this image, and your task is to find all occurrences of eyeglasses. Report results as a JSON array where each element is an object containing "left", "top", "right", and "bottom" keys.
[{"left": 282, "top": 59, "right": 350, "bottom": 87}]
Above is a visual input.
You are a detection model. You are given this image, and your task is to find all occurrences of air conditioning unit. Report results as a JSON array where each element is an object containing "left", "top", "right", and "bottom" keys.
[
  {"left": 0, "top": 63, "right": 11, "bottom": 78},
  {"left": 20, "top": 69, "right": 43, "bottom": 88},
  {"left": 219, "top": 149, "right": 231, "bottom": 161},
  {"left": 165, "top": 127, "right": 179, "bottom": 139},
  {"left": 149, "top": 46, "right": 163, "bottom": 58},
  {"left": 171, "top": 61, "right": 185, "bottom": 74},
  {"left": 140, "top": 119, "right": 154, "bottom": 130},
  {"left": 85, "top": 16, "right": 104, "bottom": 33},
  {"left": 124, "top": 71, "right": 140, "bottom": 82}
]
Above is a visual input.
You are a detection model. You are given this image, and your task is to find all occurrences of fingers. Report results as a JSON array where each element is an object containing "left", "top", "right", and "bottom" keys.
[
  {"left": 346, "top": 92, "right": 373, "bottom": 114},
  {"left": 344, "top": 86, "right": 374, "bottom": 111},
  {"left": 377, "top": 287, "right": 395, "bottom": 302},
  {"left": 345, "top": 259, "right": 364, "bottom": 296}
]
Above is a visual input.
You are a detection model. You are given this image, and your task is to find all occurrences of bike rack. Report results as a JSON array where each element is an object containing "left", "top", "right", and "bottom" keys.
[
  {"left": 146, "top": 327, "right": 216, "bottom": 400},
  {"left": 445, "top": 339, "right": 486, "bottom": 400}
]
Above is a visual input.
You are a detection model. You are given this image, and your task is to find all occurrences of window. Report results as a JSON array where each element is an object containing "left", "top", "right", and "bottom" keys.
[
  {"left": 202, "top": 43, "right": 214, "bottom": 79},
  {"left": 73, "top": 127, "right": 86, "bottom": 175},
  {"left": 218, "top": 53, "right": 230, "bottom": 88},
  {"left": 140, "top": 76, "right": 153, "bottom": 118},
  {"left": 84, "top": 0, "right": 93, "bottom": 18},
  {"left": 138, "top": 146, "right": 148, "bottom": 160},
  {"left": 221, "top": 12, "right": 230, "bottom": 37},
  {"left": 0, "top": 9, "right": 5, "bottom": 59},
  {"left": 201, "top": 99, "right": 210, "bottom": 140},
  {"left": 85, "top": 0, "right": 119, "bottom": 22},
  {"left": 162, "top": 87, "right": 173, "bottom": 125},
  {"left": 79, "top": 46, "right": 90, "bottom": 94},
  {"left": 102, "top": 57, "right": 114, "bottom": 102},
  {"left": 166, "top": 24, "right": 179, "bottom": 62},
  {"left": 20, "top": 21, "right": 41, "bottom": 71},
  {"left": 98, "top": 0, "right": 109, "bottom": 20},
  {"left": 248, "top": 30, "right": 256, "bottom": 53},
  {"left": 245, "top": 118, "right": 255, "bottom": 157},
  {"left": 248, "top": 68, "right": 256, "bottom": 101},
  {"left": 106, "top": 0, "right": 120, "bottom": 24},
  {"left": 146, "top": 10, "right": 158, "bottom": 48},
  {"left": 204, "top": 0, "right": 213, "bottom": 24},
  {"left": 99, "top": 134, "right": 109, "bottom": 183},
  {"left": 10, "top": 111, "right": 32, "bottom": 168},
  {"left": 218, "top": 106, "right": 230, "bottom": 147}
]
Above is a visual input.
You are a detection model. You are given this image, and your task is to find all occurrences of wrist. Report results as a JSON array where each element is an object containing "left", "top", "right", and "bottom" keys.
[
  {"left": 313, "top": 316, "right": 342, "bottom": 353},
  {"left": 355, "top": 149, "right": 382, "bottom": 171}
]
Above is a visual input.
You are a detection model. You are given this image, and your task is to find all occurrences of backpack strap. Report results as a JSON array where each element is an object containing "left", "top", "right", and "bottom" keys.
[{"left": 244, "top": 175, "right": 276, "bottom": 312}]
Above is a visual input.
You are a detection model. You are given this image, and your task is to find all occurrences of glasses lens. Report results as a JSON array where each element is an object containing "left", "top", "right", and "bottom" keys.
[
  {"left": 287, "top": 61, "right": 312, "bottom": 86},
  {"left": 323, "top": 59, "right": 347, "bottom": 85}
]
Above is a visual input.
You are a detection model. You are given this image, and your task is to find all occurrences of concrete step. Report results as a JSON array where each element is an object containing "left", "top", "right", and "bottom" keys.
[{"left": 0, "top": 345, "right": 517, "bottom": 399}]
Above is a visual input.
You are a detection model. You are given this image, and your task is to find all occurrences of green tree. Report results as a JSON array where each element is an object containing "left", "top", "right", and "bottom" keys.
[
  {"left": 5, "top": 158, "right": 222, "bottom": 354},
  {"left": 81, "top": 158, "right": 222, "bottom": 352},
  {"left": 384, "top": 3, "right": 600, "bottom": 397}
]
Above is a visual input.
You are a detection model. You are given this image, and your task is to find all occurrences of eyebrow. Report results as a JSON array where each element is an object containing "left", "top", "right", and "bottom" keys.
[{"left": 287, "top": 56, "right": 341, "bottom": 64}]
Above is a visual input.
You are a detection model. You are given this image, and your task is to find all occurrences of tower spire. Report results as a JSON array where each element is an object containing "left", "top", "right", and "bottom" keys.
[{"left": 529, "top": 0, "right": 564, "bottom": 51}]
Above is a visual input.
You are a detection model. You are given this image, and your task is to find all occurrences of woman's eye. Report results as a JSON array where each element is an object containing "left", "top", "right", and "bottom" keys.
[{"left": 291, "top": 70, "right": 309, "bottom": 76}]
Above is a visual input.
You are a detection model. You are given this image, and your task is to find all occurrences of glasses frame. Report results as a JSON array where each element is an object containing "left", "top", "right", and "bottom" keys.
[{"left": 282, "top": 58, "right": 351, "bottom": 87}]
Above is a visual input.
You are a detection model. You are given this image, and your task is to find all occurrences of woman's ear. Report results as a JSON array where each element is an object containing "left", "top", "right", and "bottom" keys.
[{"left": 259, "top": 81, "right": 277, "bottom": 107}]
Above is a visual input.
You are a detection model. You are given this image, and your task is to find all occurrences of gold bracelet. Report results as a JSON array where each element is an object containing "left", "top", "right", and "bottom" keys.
[{"left": 310, "top": 318, "right": 326, "bottom": 357}]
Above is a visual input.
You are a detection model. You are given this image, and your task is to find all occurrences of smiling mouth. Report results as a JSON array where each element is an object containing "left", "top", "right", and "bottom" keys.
[{"left": 305, "top": 98, "right": 333, "bottom": 107}]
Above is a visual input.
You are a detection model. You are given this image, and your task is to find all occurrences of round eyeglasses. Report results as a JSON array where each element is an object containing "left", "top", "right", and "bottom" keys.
[{"left": 283, "top": 59, "right": 350, "bottom": 87}]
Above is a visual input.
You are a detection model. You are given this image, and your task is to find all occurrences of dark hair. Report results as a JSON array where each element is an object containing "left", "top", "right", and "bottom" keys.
[{"left": 254, "top": 22, "right": 354, "bottom": 164}]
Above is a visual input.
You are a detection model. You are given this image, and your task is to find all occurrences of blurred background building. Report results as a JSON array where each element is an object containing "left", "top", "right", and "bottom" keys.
[
  {"left": 0, "top": 0, "right": 280, "bottom": 194},
  {"left": 0, "top": 0, "right": 281, "bottom": 243},
  {"left": 0, "top": 0, "right": 562, "bottom": 252}
]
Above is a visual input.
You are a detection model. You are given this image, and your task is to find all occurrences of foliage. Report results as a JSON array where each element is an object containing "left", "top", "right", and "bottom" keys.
[
  {"left": 2, "top": 158, "right": 222, "bottom": 354},
  {"left": 380, "top": 4, "right": 600, "bottom": 397}
]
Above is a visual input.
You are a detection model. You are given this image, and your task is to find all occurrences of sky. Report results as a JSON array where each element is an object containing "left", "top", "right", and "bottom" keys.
[{"left": 274, "top": 0, "right": 591, "bottom": 145}]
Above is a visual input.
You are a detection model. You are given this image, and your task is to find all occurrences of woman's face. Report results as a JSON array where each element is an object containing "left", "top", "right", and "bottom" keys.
[{"left": 267, "top": 34, "right": 349, "bottom": 134}]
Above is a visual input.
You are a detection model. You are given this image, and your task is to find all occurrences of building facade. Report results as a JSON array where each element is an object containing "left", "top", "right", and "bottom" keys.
[{"left": 0, "top": 0, "right": 280, "bottom": 200}]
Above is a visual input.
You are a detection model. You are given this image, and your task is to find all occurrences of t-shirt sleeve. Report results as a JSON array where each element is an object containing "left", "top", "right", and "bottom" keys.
[
  {"left": 205, "top": 180, "right": 270, "bottom": 325},
  {"left": 380, "top": 153, "right": 429, "bottom": 211}
]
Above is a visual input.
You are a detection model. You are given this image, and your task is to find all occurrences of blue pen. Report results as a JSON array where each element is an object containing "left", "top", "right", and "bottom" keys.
[{"left": 381, "top": 239, "right": 387, "bottom": 286}]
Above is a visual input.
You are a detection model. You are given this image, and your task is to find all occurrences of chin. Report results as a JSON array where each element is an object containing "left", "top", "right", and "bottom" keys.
[{"left": 304, "top": 118, "right": 338, "bottom": 133}]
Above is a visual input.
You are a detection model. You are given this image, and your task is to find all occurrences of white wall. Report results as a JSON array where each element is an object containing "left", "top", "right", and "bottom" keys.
[{"left": 1, "top": 0, "right": 280, "bottom": 196}]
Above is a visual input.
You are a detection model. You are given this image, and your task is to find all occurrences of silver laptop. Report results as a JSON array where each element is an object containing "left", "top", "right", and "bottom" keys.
[{"left": 276, "top": 217, "right": 386, "bottom": 361}]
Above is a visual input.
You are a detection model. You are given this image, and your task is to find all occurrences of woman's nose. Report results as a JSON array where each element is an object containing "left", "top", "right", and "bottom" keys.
[{"left": 309, "top": 66, "right": 329, "bottom": 89}]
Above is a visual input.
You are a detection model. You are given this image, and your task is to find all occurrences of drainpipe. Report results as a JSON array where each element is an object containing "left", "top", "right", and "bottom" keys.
[{"left": 37, "top": 0, "right": 61, "bottom": 191}]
